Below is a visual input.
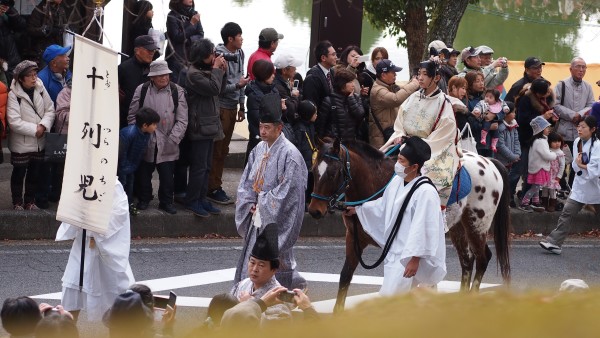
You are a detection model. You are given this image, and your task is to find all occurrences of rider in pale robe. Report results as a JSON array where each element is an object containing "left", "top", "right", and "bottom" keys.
[
  {"left": 350, "top": 137, "right": 446, "bottom": 295},
  {"left": 235, "top": 93, "right": 308, "bottom": 290},
  {"left": 381, "top": 59, "right": 458, "bottom": 205}
]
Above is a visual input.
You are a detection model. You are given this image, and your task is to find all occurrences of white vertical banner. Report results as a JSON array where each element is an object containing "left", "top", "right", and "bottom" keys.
[{"left": 56, "top": 35, "right": 120, "bottom": 235}]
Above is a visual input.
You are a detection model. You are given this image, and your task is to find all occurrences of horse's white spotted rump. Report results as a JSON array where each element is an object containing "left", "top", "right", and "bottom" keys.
[{"left": 317, "top": 160, "right": 328, "bottom": 180}]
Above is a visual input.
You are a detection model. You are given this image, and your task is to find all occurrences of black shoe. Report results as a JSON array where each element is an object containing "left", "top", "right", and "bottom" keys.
[
  {"left": 158, "top": 203, "right": 177, "bottom": 214},
  {"left": 137, "top": 201, "right": 149, "bottom": 210},
  {"left": 509, "top": 200, "right": 516, "bottom": 208}
]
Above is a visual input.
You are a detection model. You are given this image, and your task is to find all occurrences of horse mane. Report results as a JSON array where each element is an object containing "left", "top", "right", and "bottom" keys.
[{"left": 344, "top": 140, "right": 386, "bottom": 161}]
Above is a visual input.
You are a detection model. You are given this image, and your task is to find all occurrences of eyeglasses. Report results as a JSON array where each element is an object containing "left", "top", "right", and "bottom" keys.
[
  {"left": 24, "top": 72, "right": 38, "bottom": 78},
  {"left": 572, "top": 65, "right": 587, "bottom": 70}
]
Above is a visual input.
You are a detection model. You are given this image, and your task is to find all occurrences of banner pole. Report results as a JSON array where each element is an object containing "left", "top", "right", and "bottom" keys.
[{"left": 79, "top": 229, "right": 86, "bottom": 292}]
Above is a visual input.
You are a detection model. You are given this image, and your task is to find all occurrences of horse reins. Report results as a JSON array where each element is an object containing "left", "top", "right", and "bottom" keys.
[
  {"left": 354, "top": 176, "right": 436, "bottom": 270},
  {"left": 310, "top": 144, "right": 397, "bottom": 211}
]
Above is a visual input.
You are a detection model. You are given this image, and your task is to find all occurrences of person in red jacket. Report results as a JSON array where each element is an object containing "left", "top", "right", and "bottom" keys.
[{"left": 247, "top": 28, "right": 283, "bottom": 80}]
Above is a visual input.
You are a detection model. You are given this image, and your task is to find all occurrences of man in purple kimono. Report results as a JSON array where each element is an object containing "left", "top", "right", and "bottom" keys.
[{"left": 234, "top": 93, "right": 308, "bottom": 290}]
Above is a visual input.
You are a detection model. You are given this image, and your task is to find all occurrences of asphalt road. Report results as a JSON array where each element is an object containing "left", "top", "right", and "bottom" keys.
[{"left": 1, "top": 237, "right": 600, "bottom": 336}]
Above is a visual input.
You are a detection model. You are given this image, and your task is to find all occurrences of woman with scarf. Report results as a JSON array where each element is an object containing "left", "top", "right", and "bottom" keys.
[
  {"left": 129, "top": 1, "right": 155, "bottom": 56},
  {"left": 165, "top": 0, "right": 204, "bottom": 83}
]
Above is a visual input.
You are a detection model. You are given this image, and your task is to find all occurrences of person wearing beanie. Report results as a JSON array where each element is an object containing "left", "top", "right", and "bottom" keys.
[
  {"left": 292, "top": 100, "right": 317, "bottom": 208},
  {"left": 346, "top": 136, "right": 446, "bottom": 295}
]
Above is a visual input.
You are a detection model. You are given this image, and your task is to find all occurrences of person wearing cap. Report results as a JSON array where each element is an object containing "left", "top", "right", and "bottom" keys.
[
  {"left": 181, "top": 38, "right": 226, "bottom": 218},
  {"left": 247, "top": 27, "right": 283, "bottom": 81},
  {"left": 428, "top": 40, "right": 447, "bottom": 54},
  {"left": 346, "top": 136, "right": 446, "bottom": 295},
  {"left": 127, "top": 60, "right": 188, "bottom": 215},
  {"left": 553, "top": 57, "right": 595, "bottom": 192},
  {"left": 57, "top": 179, "right": 135, "bottom": 321},
  {"left": 35, "top": 44, "right": 71, "bottom": 209},
  {"left": 165, "top": 0, "right": 203, "bottom": 83},
  {"left": 26, "top": 0, "right": 66, "bottom": 65},
  {"left": 381, "top": 59, "right": 458, "bottom": 207},
  {"left": 273, "top": 52, "right": 303, "bottom": 123},
  {"left": 368, "top": 59, "right": 419, "bottom": 149},
  {"left": 235, "top": 92, "right": 307, "bottom": 291},
  {"left": 37, "top": 44, "right": 71, "bottom": 106},
  {"left": 505, "top": 56, "right": 545, "bottom": 103},
  {"left": 303, "top": 40, "right": 337, "bottom": 123},
  {"left": 439, "top": 47, "right": 460, "bottom": 87},
  {"left": 6, "top": 60, "right": 55, "bottom": 210},
  {"left": 118, "top": 35, "right": 160, "bottom": 128},
  {"left": 231, "top": 223, "right": 293, "bottom": 323},
  {"left": 206, "top": 22, "right": 249, "bottom": 206},
  {"left": 458, "top": 46, "right": 509, "bottom": 91}
]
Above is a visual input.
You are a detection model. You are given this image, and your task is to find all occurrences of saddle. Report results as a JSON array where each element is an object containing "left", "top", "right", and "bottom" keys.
[{"left": 447, "top": 165, "right": 472, "bottom": 206}]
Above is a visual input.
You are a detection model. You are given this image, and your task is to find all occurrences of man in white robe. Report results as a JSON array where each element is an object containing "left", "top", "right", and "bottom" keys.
[
  {"left": 235, "top": 93, "right": 308, "bottom": 290},
  {"left": 56, "top": 180, "right": 135, "bottom": 321},
  {"left": 348, "top": 137, "right": 446, "bottom": 295}
]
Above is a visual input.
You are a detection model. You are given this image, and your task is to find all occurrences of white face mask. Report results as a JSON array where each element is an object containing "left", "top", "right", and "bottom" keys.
[{"left": 394, "top": 162, "right": 408, "bottom": 178}]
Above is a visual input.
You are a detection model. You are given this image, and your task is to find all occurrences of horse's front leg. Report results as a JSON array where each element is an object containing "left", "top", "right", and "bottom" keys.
[
  {"left": 334, "top": 216, "right": 367, "bottom": 314},
  {"left": 448, "top": 220, "right": 474, "bottom": 292}
]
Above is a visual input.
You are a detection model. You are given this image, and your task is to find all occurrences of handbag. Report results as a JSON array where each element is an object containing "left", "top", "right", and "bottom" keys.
[
  {"left": 459, "top": 123, "right": 477, "bottom": 153},
  {"left": 370, "top": 110, "right": 394, "bottom": 142},
  {"left": 44, "top": 118, "right": 68, "bottom": 162},
  {"left": 44, "top": 132, "right": 68, "bottom": 162}
]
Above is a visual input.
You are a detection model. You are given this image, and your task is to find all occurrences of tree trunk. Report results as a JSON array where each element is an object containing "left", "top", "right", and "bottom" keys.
[
  {"left": 402, "top": 5, "right": 428, "bottom": 74},
  {"left": 428, "top": 0, "right": 471, "bottom": 48}
]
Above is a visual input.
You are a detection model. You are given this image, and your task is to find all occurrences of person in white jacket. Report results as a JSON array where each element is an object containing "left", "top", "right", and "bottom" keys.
[
  {"left": 519, "top": 116, "right": 556, "bottom": 212},
  {"left": 6, "top": 60, "right": 55, "bottom": 210},
  {"left": 56, "top": 180, "right": 135, "bottom": 321},
  {"left": 540, "top": 116, "right": 600, "bottom": 254}
]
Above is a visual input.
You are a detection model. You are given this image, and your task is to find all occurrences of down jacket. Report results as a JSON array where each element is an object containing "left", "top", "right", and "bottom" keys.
[
  {"left": 318, "top": 92, "right": 364, "bottom": 142},
  {"left": 7, "top": 78, "right": 55, "bottom": 153},
  {"left": 368, "top": 79, "right": 419, "bottom": 149}
]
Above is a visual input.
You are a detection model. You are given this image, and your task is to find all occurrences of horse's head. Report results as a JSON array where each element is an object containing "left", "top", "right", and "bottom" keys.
[{"left": 308, "top": 138, "right": 351, "bottom": 219}]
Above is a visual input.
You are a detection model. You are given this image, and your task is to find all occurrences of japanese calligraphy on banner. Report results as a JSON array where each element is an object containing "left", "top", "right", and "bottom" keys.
[{"left": 56, "top": 35, "right": 119, "bottom": 235}]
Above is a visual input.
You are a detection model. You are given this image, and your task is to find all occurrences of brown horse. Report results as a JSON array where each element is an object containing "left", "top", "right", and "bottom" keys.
[{"left": 308, "top": 139, "right": 511, "bottom": 313}]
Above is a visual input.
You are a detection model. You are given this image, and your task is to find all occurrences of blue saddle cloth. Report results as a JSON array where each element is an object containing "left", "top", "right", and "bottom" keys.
[{"left": 447, "top": 166, "right": 472, "bottom": 206}]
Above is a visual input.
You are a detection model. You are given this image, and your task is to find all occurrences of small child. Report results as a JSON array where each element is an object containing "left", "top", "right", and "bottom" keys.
[
  {"left": 293, "top": 100, "right": 318, "bottom": 210},
  {"left": 473, "top": 88, "right": 510, "bottom": 152},
  {"left": 495, "top": 102, "right": 521, "bottom": 207},
  {"left": 519, "top": 116, "right": 557, "bottom": 212},
  {"left": 117, "top": 107, "right": 160, "bottom": 214},
  {"left": 542, "top": 132, "right": 565, "bottom": 212}
]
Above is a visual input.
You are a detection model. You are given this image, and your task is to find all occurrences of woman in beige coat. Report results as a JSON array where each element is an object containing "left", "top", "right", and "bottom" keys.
[{"left": 6, "top": 60, "right": 55, "bottom": 210}]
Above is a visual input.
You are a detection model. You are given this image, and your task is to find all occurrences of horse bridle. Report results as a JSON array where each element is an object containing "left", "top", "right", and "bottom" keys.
[{"left": 311, "top": 144, "right": 352, "bottom": 212}]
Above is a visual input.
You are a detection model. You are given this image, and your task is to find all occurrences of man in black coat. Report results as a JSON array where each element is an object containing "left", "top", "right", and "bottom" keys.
[
  {"left": 118, "top": 35, "right": 160, "bottom": 128},
  {"left": 505, "top": 56, "right": 544, "bottom": 103},
  {"left": 0, "top": 1, "right": 25, "bottom": 83}
]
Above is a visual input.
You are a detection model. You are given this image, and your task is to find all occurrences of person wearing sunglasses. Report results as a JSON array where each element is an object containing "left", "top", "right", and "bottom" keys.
[{"left": 540, "top": 116, "right": 600, "bottom": 255}]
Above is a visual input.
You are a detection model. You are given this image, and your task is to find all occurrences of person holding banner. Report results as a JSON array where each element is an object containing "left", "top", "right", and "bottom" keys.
[{"left": 57, "top": 180, "right": 135, "bottom": 321}]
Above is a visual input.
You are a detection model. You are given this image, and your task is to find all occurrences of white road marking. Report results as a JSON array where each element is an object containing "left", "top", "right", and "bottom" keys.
[{"left": 30, "top": 268, "right": 500, "bottom": 313}]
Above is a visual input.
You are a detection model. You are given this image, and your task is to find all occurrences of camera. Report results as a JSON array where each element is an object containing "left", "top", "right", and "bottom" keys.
[
  {"left": 215, "top": 52, "right": 238, "bottom": 63},
  {"left": 278, "top": 290, "right": 296, "bottom": 303},
  {"left": 0, "top": 0, "right": 15, "bottom": 7}
]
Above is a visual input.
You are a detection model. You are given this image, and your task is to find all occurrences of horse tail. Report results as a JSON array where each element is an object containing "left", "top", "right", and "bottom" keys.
[{"left": 490, "top": 158, "right": 511, "bottom": 283}]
